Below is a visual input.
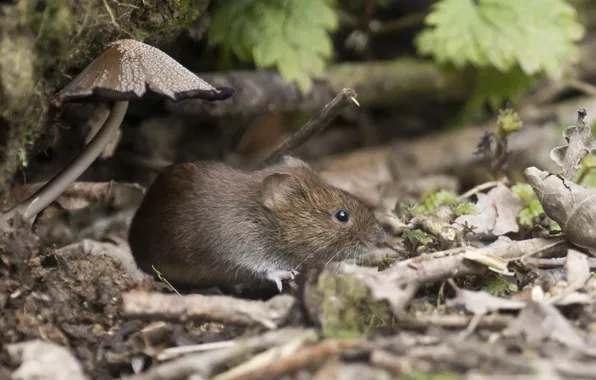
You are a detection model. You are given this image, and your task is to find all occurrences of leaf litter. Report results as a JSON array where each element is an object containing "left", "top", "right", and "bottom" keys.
[{"left": 3, "top": 110, "right": 596, "bottom": 380}]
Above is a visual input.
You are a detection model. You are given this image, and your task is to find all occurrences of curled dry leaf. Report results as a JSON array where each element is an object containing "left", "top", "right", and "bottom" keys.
[
  {"left": 454, "top": 183, "right": 525, "bottom": 236},
  {"left": 524, "top": 167, "right": 596, "bottom": 253},
  {"left": 550, "top": 108, "right": 596, "bottom": 180}
]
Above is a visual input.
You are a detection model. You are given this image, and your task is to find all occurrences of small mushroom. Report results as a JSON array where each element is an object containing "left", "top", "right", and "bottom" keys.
[{"left": 1, "top": 39, "right": 234, "bottom": 221}]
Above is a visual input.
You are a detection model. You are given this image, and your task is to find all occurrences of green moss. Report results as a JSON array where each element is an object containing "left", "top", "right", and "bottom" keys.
[
  {"left": 0, "top": 0, "right": 210, "bottom": 197},
  {"left": 481, "top": 273, "right": 517, "bottom": 296},
  {"left": 306, "top": 271, "right": 394, "bottom": 338}
]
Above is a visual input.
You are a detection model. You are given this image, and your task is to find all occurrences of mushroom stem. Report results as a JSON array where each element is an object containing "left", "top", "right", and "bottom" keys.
[{"left": 1, "top": 101, "right": 129, "bottom": 221}]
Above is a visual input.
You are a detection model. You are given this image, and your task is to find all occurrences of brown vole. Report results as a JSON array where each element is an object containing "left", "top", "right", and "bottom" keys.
[{"left": 128, "top": 156, "right": 385, "bottom": 291}]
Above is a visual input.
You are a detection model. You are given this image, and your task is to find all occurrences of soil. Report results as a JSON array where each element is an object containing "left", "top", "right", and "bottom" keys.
[{"left": 0, "top": 224, "right": 244, "bottom": 379}]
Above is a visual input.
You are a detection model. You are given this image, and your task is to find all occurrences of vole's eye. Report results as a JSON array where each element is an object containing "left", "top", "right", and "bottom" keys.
[{"left": 333, "top": 209, "right": 350, "bottom": 223}]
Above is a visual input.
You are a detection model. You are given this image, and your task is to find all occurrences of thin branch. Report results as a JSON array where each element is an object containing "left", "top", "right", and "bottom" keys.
[
  {"left": 459, "top": 181, "right": 500, "bottom": 199},
  {"left": 120, "top": 291, "right": 297, "bottom": 329},
  {"left": 565, "top": 78, "right": 596, "bottom": 97},
  {"left": 370, "top": 12, "right": 426, "bottom": 34},
  {"left": 228, "top": 339, "right": 361, "bottom": 380},
  {"left": 260, "top": 88, "right": 359, "bottom": 167},
  {"left": 123, "top": 328, "right": 310, "bottom": 380}
]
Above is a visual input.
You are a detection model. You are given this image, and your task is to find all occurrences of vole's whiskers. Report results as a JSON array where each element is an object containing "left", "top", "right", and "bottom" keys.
[
  {"left": 325, "top": 249, "right": 342, "bottom": 269},
  {"left": 296, "top": 248, "right": 318, "bottom": 269}
]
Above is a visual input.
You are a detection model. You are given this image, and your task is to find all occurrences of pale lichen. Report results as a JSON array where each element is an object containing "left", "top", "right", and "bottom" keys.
[{"left": 305, "top": 271, "right": 394, "bottom": 338}]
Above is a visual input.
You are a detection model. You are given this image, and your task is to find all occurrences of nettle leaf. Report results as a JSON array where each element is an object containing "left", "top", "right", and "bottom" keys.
[
  {"left": 416, "top": 0, "right": 584, "bottom": 108},
  {"left": 209, "top": 0, "right": 339, "bottom": 94},
  {"left": 416, "top": 0, "right": 584, "bottom": 77},
  {"left": 467, "top": 66, "right": 537, "bottom": 111}
]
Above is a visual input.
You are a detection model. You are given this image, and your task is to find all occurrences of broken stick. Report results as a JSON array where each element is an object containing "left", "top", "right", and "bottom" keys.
[
  {"left": 120, "top": 291, "right": 296, "bottom": 329},
  {"left": 260, "top": 88, "right": 359, "bottom": 167}
]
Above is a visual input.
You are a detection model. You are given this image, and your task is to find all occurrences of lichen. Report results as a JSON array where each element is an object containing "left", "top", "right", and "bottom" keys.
[
  {"left": 306, "top": 271, "right": 394, "bottom": 338},
  {"left": 0, "top": 0, "right": 210, "bottom": 197}
]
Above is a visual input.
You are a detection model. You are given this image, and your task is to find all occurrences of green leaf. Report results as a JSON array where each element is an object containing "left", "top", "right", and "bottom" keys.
[
  {"left": 466, "top": 66, "right": 537, "bottom": 111},
  {"left": 415, "top": 0, "right": 584, "bottom": 80},
  {"left": 404, "top": 229, "right": 435, "bottom": 246},
  {"left": 510, "top": 183, "right": 536, "bottom": 205},
  {"left": 209, "top": 0, "right": 339, "bottom": 94}
]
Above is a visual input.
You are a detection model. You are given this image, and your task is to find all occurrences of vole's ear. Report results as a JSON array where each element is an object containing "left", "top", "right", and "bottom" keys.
[
  {"left": 260, "top": 173, "right": 294, "bottom": 211},
  {"left": 281, "top": 156, "right": 312, "bottom": 171}
]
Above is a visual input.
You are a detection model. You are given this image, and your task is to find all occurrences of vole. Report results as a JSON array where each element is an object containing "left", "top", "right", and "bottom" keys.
[{"left": 128, "top": 156, "right": 385, "bottom": 291}]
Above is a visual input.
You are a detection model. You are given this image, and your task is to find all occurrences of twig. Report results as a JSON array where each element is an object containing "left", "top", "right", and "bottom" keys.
[
  {"left": 214, "top": 331, "right": 318, "bottom": 380},
  {"left": 522, "top": 257, "right": 596, "bottom": 269},
  {"left": 370, "top": 12, "right": 426, "bottom": 34},
  {"left": 260, "top": 88, "right": 359, "bottom": 167},
  {"left": 102, "top": 0, "right": 120, "bottom": 28},
  {"left": 120, "top": 291, "right": 296, "bottom": 329},
  {"left": 151, "top": 266, "right": 181, "bottom": 296},
  {"left": 157, "top": 328, "right": 316, "bottom": 362},
  {"left": 228, "top": 339, "right": 361, "bottom": 380},
  {"left": 507, "top": 240, "right": 567, "bottom": 262},
  {"left": 459, "top": 181, "right": 500, "bottom": 199},
  {"left": 398, "top": 313, "right": 514, "bottom": 330},
  {"left": 565, "top": 78, "right": 596, "bottom": 98},
  {"left": 124, "top": 328, "right": 309, "bottom": 380},
  {"left": 157, "top": 341, "right": 237, "bottom": 361}
]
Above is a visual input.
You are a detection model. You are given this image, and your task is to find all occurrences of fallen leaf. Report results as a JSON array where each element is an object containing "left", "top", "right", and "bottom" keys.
[
  {"left": 550, "top": 108, "right": 596, "bottom": 180},
  {"left": 524, "top": 167, "right": 596, "bottom": 253},
  {"left": 454, "top": 183, "right": 525, "bottom": 236}
]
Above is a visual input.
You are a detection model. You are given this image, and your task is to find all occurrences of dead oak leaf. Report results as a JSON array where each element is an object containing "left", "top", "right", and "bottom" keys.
[
  {"left": 454, "top": 183, "right": 525, "bottom": 236},
  {"left": 550, "top": 108, "right": 596, "bottom": 180}
]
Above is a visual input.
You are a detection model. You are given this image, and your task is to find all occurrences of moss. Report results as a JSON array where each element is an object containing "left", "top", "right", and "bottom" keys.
[
  {"left": 0, "top": 0, "right": 211, "bottom": 197},
  {"left": 306, "top": 271, "right": 394, "bottom": 338}
]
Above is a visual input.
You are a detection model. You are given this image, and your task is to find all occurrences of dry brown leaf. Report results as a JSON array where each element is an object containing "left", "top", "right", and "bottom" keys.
[
  {"left": 550, "top": 109, "right": 596, "bottom": 180},
  {"left": 454, "top": 183, "right": 525, "bottom": 236},
  {"left": 525, "top": 167, "right": 596, "bottom": 253}
]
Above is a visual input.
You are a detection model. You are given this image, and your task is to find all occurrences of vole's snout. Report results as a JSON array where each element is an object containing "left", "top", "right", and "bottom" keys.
[{"left": 358, "top": 226, "right": 385, "bottom": 249}]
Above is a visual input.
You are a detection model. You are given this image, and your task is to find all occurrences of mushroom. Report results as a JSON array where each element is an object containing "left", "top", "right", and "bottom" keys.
[{"left": 1, "top": 39, "right": 234, "bottom": 221}]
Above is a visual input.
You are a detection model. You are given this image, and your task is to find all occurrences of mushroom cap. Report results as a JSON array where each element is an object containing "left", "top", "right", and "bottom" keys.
[{"left": 50, "top": 39, "right": 234, "bottom": 107}]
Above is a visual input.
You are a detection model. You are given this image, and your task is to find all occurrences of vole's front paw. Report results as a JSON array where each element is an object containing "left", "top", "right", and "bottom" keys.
[{"left": 266, "top": 270, "right": 298, "bottom": 292}]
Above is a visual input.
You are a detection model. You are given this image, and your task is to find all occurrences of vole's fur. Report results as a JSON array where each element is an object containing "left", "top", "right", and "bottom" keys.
[{"left": 128, "top": 156, "right": 385, "bottom": 291}]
